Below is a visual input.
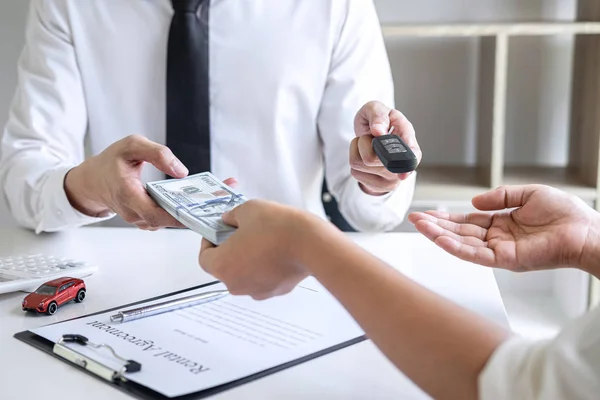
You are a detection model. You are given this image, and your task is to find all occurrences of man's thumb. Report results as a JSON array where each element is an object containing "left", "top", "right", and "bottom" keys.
[
  {"left": 370, "top": 117, "right": 389, "bottom": 137},
  {"left": 472, "top": 185, "right": 535, "bottom": 211}
]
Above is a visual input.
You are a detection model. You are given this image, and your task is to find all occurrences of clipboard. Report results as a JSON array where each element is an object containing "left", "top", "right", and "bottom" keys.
[{"left": 14, "top": 281, "right": 366, "bottom": 400}]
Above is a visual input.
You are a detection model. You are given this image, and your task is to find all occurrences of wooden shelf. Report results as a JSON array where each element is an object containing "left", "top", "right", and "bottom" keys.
[
  {"left": 382, "top": 22, "right": 600, "bottom": 38},
  {"left": 504, "top": 167, "right": 597, "bottom": 201},
  {"left": 413, "top": 166, "right": 597, "bottom": 204},
  {"left": 414, "top": 166, "right": 489, "bottom": 203}
]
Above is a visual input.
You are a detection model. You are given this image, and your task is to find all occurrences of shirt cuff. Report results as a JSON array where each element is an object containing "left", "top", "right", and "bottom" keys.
[
  {"left": 341, "top": 171, "right": 416, "bottom": 232},
  {"left": 36, "top": 166, "right": 115, "bottom": 233}
]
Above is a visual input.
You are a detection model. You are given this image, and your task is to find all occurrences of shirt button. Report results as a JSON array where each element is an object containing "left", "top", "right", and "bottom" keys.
[
  {"left": 57, "top": 210, "right": 63, "bottom": 216},
  {"left": 322, "top": 192, "right": 333, "bottom": 203}
]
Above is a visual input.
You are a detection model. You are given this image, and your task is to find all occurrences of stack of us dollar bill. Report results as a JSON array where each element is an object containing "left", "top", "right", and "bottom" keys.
[{"left": 146, "top": 172, "right": 246, "bottom": 245}]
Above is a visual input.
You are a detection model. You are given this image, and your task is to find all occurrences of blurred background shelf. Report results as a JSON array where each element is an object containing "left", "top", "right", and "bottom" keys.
[
  {"left": 413, "top": 166, "right": 488, "bottom": 204},
  {"left": 382, "top": 22, "right": 600, "bottom": 38},
  {"left": 413, "top": 166, "right": 597, "bottom": 204},
  {"left": 504, "top": 166, "right": 597, "bottom": 201}
]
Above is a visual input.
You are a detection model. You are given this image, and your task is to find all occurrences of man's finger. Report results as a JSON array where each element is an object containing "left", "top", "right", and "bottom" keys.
[
  {"left": 355, "top": 101, "right": 391, "bottom": 137},
  {"left": 350, "top": 139, "right": 390, "bottom": 175},
  {"left": 135, "top": 222, "right": 153, "bottom": 231},
  {"left": 357, "top": 135, "right": 382, "bottom": 167},
  {"left": 351, "top": 162, "right": 392, "bottom": 176},
  {"left": 388, "top": 109, "right": 421, "bottom": 179},
  {"left": 389, "top": 110, "right": 420, "bottom": 155},
  {"left": 351, "top": 169, "right": 398, "bottom": 194},
  {"left": 366, "top": 102, "right": 392, "bottom": 137},
  {"left": 349, "top": 137, "right": 361, "bottom": 169},
  {"left": 118, "top": 207, "right": 144, "bottom": 225},
  {"left": 128, "top": 188, "right": 185, "bottom": 228},
  {"left": 223, "top": 177, "right": 238, "bottom": 189},
  {"left": 120, "top": 135, "right": 188, "bottom": 178},
  {"left": 434, "top": 236, "right": 497, "bottom": 268},
  {"left": 472, "top": 185, "right": 539, "bottom": 211}
]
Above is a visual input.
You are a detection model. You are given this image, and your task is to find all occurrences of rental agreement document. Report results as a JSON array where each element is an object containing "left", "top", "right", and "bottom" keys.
[{"left": 29, "top": 278, "right": 364, "bottom": 398}]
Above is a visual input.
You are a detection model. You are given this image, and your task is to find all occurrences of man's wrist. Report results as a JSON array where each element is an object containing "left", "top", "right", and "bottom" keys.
[{"left": 64, "top": 164, "right": 111, "bottom": 217}]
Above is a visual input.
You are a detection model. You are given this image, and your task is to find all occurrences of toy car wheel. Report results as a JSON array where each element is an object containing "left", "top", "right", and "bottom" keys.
[
  {"left": 47, "top": 302, "right": 58, "bottom": 315},
  {"left": 75, "top": 289, "right": 86, "bottom": 303}
]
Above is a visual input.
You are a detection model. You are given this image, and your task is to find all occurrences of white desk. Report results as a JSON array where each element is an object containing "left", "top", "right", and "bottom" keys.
[{"left": 0, "top": 227, "right": 508, "bottom": 399}]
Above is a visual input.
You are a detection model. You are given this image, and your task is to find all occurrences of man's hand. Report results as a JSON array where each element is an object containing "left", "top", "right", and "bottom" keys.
[
  {"left": 199, "top": 200, "right": 331, "bottom": 300},
  {"left": 409, "top": 184, "right": 600, "bottom": 274},
  {"left": 350, "top": 101, "right": 422, "bottom": 196},
  {"left": 64, "top": 135, "right": 236, "bottom": 230}
]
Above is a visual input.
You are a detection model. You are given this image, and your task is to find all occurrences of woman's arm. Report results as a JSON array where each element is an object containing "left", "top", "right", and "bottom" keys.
[{"left": 301, "top": 225, "right": 510, "bottom": 400}]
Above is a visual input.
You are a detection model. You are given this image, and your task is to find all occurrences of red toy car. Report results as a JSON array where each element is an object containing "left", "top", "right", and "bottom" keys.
[{"left": 22, "top": 277, "right": 86, "bottom": 315}]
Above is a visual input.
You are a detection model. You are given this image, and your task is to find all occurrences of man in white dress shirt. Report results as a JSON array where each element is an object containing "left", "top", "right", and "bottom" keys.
[
  {"left": 0, "top": 0, "right": 421, "bottom": 233},
  {"left": 199, "top": 182, "right": 600, "bottom": 399}
]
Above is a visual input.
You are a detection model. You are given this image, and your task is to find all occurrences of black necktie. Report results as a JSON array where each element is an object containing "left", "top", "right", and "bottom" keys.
[{"left": 166, "top": 0, "right": 211, "bottom": 175}]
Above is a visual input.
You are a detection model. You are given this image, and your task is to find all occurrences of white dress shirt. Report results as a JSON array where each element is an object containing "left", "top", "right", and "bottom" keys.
[
  {"left": 0, "top": 0, "right": 415, "bottom": 233},
  {"left": 479, "top": 303, "right": 600, "bottom": 399}
]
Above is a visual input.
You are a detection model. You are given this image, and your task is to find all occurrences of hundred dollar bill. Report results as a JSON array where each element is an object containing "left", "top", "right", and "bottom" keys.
[{"left": 145, "top": 172, "right": 246, "bottom": 244}]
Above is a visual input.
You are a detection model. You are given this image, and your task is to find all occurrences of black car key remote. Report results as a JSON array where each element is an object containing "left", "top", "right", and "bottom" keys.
[{"left": 372, "top": 127, "right": 418, "bottom": 173}]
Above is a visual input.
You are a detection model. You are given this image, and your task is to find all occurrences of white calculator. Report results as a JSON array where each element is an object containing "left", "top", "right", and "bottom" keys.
[{"left": 0, "top": 254, "right": 97, "bottom": 294}]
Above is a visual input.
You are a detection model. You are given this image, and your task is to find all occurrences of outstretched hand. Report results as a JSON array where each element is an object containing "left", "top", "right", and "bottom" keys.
[{"left": 409, "top": 185, "right": 600, "bottom": 272}]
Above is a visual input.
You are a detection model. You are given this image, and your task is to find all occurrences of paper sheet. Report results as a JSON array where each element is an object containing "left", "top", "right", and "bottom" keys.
[{"left": 31, "top": 278, "right": 364, "bottom": 398}]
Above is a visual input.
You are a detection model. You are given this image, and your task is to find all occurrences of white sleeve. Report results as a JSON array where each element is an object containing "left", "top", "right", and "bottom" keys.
[
  {"left": 0, "top": 0, "right": 114, "bottom": 233},
  {"left": 479, "top": 305, "right": 600, "bottom": 400},
  {"left": 316, "top": 0, "right": 415, "bottom": 232}
]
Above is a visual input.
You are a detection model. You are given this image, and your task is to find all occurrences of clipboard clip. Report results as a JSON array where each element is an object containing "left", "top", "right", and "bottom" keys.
[{"left": 52, "top": 334, "right": 141, "bottom": 382}]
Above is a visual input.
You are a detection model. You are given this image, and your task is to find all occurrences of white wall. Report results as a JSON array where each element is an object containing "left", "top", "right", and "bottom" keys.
[{"left": 0, "top": 0, "right": 28, "bottom": 227}]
